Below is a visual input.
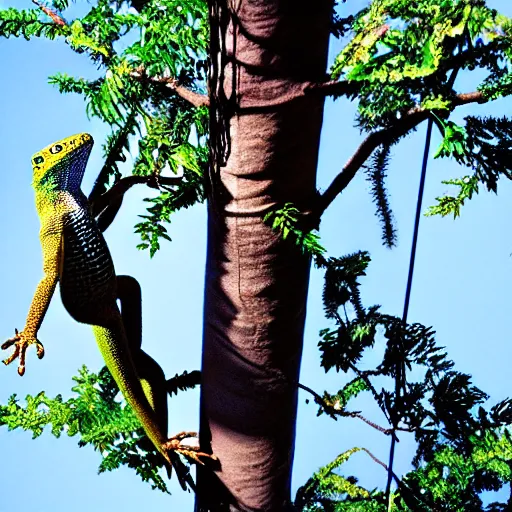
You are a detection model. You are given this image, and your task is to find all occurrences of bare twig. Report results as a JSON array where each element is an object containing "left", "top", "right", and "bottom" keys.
[
  {"left": 455, "top": 91, "right": 486, "bottom": 105},
  {"left": 348, "top": 362, "right": 392, "bottom": 424},
  {"left": 90, "top": 174, "right": 181, "bottom": 232},
  {"left": 355, "top": 414, "right": 395, "bottom": 436},
  {"left": 297, "top": 382, "right": 396, "bottom": 436},
  {"left": 360, "top": 447, "right": 395, "bottom": 475},
  {"left": 130, "top": 67, "right": 209, "bottom": 108}
]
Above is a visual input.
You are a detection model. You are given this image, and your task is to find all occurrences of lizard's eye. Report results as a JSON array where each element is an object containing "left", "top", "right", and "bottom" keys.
[
  {"left": 50, "top": 144, "right": 63, "bottom": 154},
  {"left": 33, "top": 156, "right": 44, "bottom": 165}
]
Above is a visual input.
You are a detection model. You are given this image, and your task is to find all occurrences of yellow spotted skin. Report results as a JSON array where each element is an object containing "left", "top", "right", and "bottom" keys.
[{"left": 2, "top": 133, "right": 182, "bottom": 469}]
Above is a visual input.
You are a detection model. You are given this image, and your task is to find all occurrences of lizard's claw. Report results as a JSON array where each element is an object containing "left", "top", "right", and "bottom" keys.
[
  {"left": 162, "top": 431, "right": 218, "bottom": 466},
  {"left": 2, "top": 329, "right": 45, "bottom": 376}
]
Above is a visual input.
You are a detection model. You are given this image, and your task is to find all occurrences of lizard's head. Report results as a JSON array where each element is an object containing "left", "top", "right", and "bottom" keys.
[{"left": 32, "top": 133, "right": 94, "bottom": 192}]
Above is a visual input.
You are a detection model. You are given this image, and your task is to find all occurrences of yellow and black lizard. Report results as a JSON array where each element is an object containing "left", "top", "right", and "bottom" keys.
[{"left": 2, "top": 133, "right": 213, "bottom": 484}]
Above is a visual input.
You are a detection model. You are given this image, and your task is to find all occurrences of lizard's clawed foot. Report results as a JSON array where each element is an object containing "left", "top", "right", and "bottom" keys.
[
  {"left": 2, "top": 329, "right": 45, "bottom": 376},
  {"left": 163, "top": 431, "right": 218, "bottom": 465}
]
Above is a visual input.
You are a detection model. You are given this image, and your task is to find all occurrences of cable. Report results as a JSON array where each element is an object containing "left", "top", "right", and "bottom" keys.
[{"left": 385, "top": 117, "right": 434, "bottom": 509}]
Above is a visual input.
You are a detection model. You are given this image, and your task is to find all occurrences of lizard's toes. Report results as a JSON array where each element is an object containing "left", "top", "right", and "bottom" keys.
[
  {"left": 2, "top": 328, "right": 20, "bottom": 352},
  {"left": 35, "top": 341, "right": 45, "bottom": 359},
  {"left": 178, "top": 448, "right": 218, "bottom": 465},
  {"left": 2, "top": 344, "right": 20, "bottom": 366},
  {"left": 162, "top": 434, "right": 217, "bottom": 466},
  {"left": 1, "top": 330, "right": 44, "bottom": 376}
]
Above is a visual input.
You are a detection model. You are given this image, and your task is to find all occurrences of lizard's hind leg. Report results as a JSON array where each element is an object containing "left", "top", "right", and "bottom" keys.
[
  {"left": 116, "top": 275, "right": 217, "bottom": 469},
  {"left": 116, "top": 275, "right": 168, "bottom": 433},
  {"left": 116, "top": 275, "right": 210, "bottom": 489}
]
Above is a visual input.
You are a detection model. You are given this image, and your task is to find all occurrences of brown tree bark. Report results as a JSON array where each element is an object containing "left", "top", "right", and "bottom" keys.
[{"left": 198, "top": 1, "right": 333, "bottom": 510}]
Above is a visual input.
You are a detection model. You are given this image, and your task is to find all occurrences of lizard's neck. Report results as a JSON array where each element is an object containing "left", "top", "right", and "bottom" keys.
[
  {"left": 32, "top": 138, "right": 93, "bottom": 220},
  {"left": 33, "top": 152, "right": 90, "bottom": 214},
  {"left": 35, "top": 189, "right": 88, "bottom": 219}
]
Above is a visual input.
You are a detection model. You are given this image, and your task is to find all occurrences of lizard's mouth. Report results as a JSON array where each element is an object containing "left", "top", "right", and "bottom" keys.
[{"left": 79, "top": 133, "right": 93, "bottom": 144}]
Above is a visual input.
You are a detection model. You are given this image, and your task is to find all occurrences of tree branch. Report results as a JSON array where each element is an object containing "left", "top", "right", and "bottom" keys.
[
  {"left": 306, "top": 40, "right": 501, "bottom": 101},
  {"left": 129, "top": 67, "right": 209, "bottom": 108},
  {"left": 305, "top": 79, "right": 362, "bottom": 98},
  {"left": 29, "top": 4, "right": 208, "bottom": 109},
  {"left": 360, "top": 447, "right": 396, "bottom": 475},
  {"left": 349, "top": 362, "right": 393, "bottom": 424},
  {"left": 297, "top": 382, "right": 396, "bottom": 436},
  {"left": 90, "top": 174, "right": 181, "bottom": 233},
  {"left": 90, "top": 174, "right": 181, "bottom": 217},
  {"left": 313, "top": 90, "right": 487, "bottom": 220},
  {"left": 31, "top": 0, "right": 67, "bottom": 25}
]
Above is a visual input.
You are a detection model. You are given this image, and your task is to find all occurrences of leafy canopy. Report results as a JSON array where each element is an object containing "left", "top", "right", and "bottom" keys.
[
  {"left": 296, "top": 251, "right": 512, "bottom": 511},
  {"left": 330, "top": 0, "right": 512, "bottom": 238}
]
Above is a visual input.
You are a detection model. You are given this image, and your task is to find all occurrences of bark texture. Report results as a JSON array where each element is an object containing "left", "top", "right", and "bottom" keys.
[{"left": 199, "top": 2, "right": 332, "bottom": 510}]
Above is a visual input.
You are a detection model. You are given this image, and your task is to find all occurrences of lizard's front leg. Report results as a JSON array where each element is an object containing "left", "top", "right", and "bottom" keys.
[{"left": 2, "top": 227, "right": 62, "bottom": 375}]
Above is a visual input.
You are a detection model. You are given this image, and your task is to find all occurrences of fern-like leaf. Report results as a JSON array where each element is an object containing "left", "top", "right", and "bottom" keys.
[{"left": 365, "top": 143, "right": 397, "bottom": 248}]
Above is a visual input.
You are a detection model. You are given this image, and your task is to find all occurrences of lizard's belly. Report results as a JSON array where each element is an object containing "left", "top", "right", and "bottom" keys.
[{"left": 60, "top": 208, "right": 116, "bottom": 318}]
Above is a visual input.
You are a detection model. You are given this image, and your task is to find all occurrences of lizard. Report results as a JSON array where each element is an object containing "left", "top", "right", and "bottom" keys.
[{"left": 1, "top": 132, "right": 214, "bottom": 486}]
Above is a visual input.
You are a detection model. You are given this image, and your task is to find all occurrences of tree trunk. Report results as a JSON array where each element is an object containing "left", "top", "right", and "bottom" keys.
[{"left": 198, "top": 2, "right": 332, "bottom": 510}]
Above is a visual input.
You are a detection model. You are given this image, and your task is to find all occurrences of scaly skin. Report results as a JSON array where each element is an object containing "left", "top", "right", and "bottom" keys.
[{"left": 2, "top": 133, "right": 214, "bottom": 476}]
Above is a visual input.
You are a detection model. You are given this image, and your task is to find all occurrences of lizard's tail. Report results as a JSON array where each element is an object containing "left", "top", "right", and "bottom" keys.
[
  {"left": 92, "top": 323, "right": 196, "bottom": 491},
  {"left": 92, "top": 327, "right": 168, "bottom": 443}
]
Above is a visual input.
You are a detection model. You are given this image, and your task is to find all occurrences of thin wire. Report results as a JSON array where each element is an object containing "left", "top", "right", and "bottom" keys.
[{"left": 385, "top": 117, "right": 434, "bottom": 510}]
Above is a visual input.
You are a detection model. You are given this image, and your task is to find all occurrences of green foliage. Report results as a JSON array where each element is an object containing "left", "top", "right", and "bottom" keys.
[
  {"left": 433, "top": 119, "right": 468, "bottom": 161},
  {"left": 400, "top": 432, "right": 512, "bottom": 512},
  {"left": 294, "top": 251, "right": 512, "bottom": 510},
  {"left": 295, "top": 448, "right": 377, "bottom": 511},
  {"left": 318, "top": 378, "right": 369, "bottom": 419},
  {"left": 264, "top": 203, "right": 326, "bottom": 257},
  {"left": 135, "top": 160, "right": 205, "bottom": 257},
  {"left": 462, "top": 116, "right": 512, "bottom": 192},
  {"left": 429, "top": 116, "right": 512, "bottom": 217},
  {"left": 330, "top": 1, "right": 512, "bottom": 129},
  {"left": 327, "top": 0, "right": 512, "bottom": 238},
  {"left": 0, "top": 7, "right": 67, "bottom": 40},
  {"left": 0, "top": 366, "right": 199, "bottom": 494},
  {"left": 426, "top": 175, "right": 480, "bottom": 218},
  {"left": 125, "top": 107, "right": 208, "bottom": 255},
  {"left": 328, "top": 0, "right": 512, "bottom": 229}
]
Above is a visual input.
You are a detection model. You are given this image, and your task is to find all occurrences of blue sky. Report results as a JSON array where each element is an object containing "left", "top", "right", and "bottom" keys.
[{"left": 0, "top": 0, "right": 511, "bottom": 510}]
